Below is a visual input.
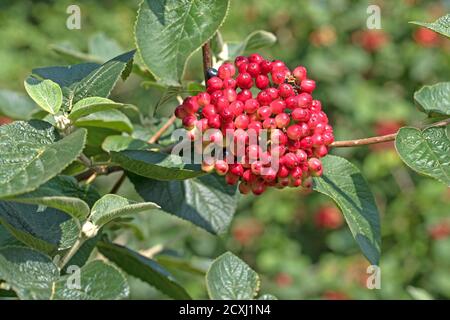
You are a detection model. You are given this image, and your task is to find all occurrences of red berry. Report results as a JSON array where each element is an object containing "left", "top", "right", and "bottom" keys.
[
  {"left": 270, "top": 99, "right": 286, "bottom": 114},
  {"left": 235, "top": 56, "right": 248, "bottom": 68},
  {"left": 229, "top": 101, "right": 244, "bottom": 116},
  {"left": 197, "top": 92, "right": 210, "bottom": 107},
  {"left": 257, "top": 106, "right": 272, "bottom": 120},
  {"left": 262, "top": 118, "right": 277, "bottom": 129},
  {"left": 247, "top": 62, "right": 261, "bottom": 77},
  {"left": 300, "top": 79, "right": 316, "bottom": 93},
  {"left": 255, "top": 74, "right": 270, "bottom": 89},
  {"left": 291, "top": 108, "right": 310, "bottom": 122},
  {"left": 271, "top": 71, "right": 286, "bottom": 84},
  {"left": 183, "top": 96, "right": 199, "bottom": 114},
  {"left": 293, "top": 66, "right": 307, "bottom": 81},
  {"left": 278, "top": 83, "right": 295, "bottom": 98},
  {"left": 259, "top": 60, "right": 273, "bottom": 74},
  {"left": 207, "top": 114, "right": 221, "bottom": 129},
  {"left": 308, "top": 158, "right": 323, "bottom": 176},
  {"left": 225, "top": 172, "right": 239, "bottom": 185},
  {"left": 287, "top": 124, "right": 303, "bottom": 140},
  {"left": 229, "top": 163, "right": 244, "bottom": 177},
  {"left": 238, "top": 181, "right": 251, "bottom": 194},
  {"left": 206, "top": 76, "right": 223, "bottom": 91},
  {"left": 256, "top": 90, "right": 272, "bottom": 106},
  {"left": 244, "top": 99, "right": 259, "bottom": 114},
  {"left": 235, "top": 114, "right": 250, "bottom": 129},
  {"left": 265, "top": 87, "right": 279, "bottom": 100},
  {"left": 202, "top": 104, "right": 217, "bottom": 118},
  {"left": 248, "top": 53, "right": 264, "bottom": 64},
  {"left": 174, "top": 105, "right": 188, "bottom": 119},
  {"left": 182, "top": 114, "right": 197, "bottom": 129},
  {"left": 297, "top": 93, "right": 312, "bottom": 108},
  {"left": 215, "top": 160, "right": 229, "bottom": 176},
  {"left": 237, "top": 89, "right": 252, "bottom": 102},
  {"left": 275, "top": 113, "right": 290, "bottom": 128},
  {"left": 223, "top": 78, "right": 237, "bottom": 89},
  {"left": 218, "top": 63, "right": 236, "bottom": 79},
  {"left": 236, "top": 73, "right": 253, "bottom": 89}
]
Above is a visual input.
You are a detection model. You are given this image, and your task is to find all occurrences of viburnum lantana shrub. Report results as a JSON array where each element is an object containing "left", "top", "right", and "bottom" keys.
[{"left": 0, "top": 0, "right": 448, "bottom": 300}]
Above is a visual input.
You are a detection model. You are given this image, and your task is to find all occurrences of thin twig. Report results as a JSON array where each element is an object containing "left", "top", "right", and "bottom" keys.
[
  {"left": 58, "top": 235, "right": 86, "bottom": 270},
  {"left": 78, "top": 153, "right": 92, "bottom": 167},
  {"left": 148, "top": 115, "right": 177, "bottom": 144},
  {"left": 330, "top": 118, "right": 449, "bottom": 148},
  {"left": 75, "top": 166, "right": 122, "bottom": 182},
  {"left": 110, "top": 173, "right": 126, "bottom": 194}
]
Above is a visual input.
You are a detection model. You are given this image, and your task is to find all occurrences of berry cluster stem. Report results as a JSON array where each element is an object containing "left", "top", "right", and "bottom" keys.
[
  {"left": 330, "top": 118, "right": 449, "bottom": 148},
  {"left": 202, "top": 41, "right": 212, "bottom": 82}
]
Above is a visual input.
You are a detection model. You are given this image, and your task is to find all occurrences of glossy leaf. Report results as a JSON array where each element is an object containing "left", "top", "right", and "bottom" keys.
[
  {"left": 112, "top": 150, "right": 205, "bottom": 180},
  {"left": 206, "top": 252, "right": 260, "bottom": 300},
  {"left": 98, "top": 241, "right": 191, "bottom": 300},
  {"left": 52, "top": 260, "right": 129, "bottom": 300},
  {"left": 74, "top": 109, "right": 133, "bottom": 133},
  {"left": 102, "top": 135, "right": 157, "bottom": 152},
  {"left": 228, "top": 30, "right": 277, "bottom": 58},
  {"left": 414, "top": 82, "right": 450, "bottom": 117},
  {"left": 135, "top": 0, "right": 230, "bottom": 85},
  {"left": 313, "top": 155, "right": 381, "bottom": 265},
  {"left": 130, "top": 173, "right": 238, "bottom": 234},
  {"left": 90, "top": 194, "right": 159, "bottom": 228},
  {"left": 0, "top": 89, "right": 37, "bottom": 120},
  {"left": 69, "top": 97, "right": 133, "bottom": 121},
  {"left": 7, "top": 176, "right": 92, "bottom": 221},
  {"left": 395, "top": 126, "right": 450, "bottom": 186},
  {"left": 0, "top": 246, "right": 59, "bottom": 300},
  {"left": 410, "top": 14, "right": 450, "bottom": 38},
  {"left": 0, "top": 201, "right": 80, "bottom": 254},
  {"left": 0, "top": 121, "right": 87, "bottom": 198},
  {"left": 24, "top": 77, "right": 62, "bottom": 114}
]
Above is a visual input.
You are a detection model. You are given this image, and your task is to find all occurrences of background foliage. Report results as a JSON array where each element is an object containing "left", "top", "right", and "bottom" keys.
[{"left": 0, "top": 0, "right": 449, "bottom": 299}]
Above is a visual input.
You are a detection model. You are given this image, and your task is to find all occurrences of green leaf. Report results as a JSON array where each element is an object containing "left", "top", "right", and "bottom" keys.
[
  {"left": 0, "top": 224, "right": 22, "bottom": 247},
  {"left": 0, "top": 201, "right": 80, "bottom": 254},
  {"left": 0, "top": 121, "right": 87, "bottom": 198},
  {"left": 24, "top": 77, "right": 62, "bottom": 114},
  {"left": 33, "top": 63, "right": 101, "bottom": 88},
  {"left": 89, "top": 194, "right": 159, "bottom": 228},
  {"left": 395, "top": 126, "right": 450, "bottom": 186},
  {"left": 407, "top": 286, "right": 434, "bottom": 300},
  {"left": 135, "top": 0, "right": 230, "bottom": 85},
  {"left": 52, "top": 260, "right": 129, "bottom": 300},
  {"left": 74, "top": 109, "right": 133, "bottom": 133},
  {"left": 228, "top": 30, "right": 277, "bottom": 58},
  {"left": 71, "top": 50, "right": 136, "bottom": 104},
  {"left": 0, "top": 246, "right": 59, "bottom": 300},
  {"left": 410, "top": 14, "right": 450, "bottom": 38},
  {"left": 414, "top": 82, "right": 450, "bottom": 117},
  {"left": 206, "top": 252, "right": 260, "bottom": 300},
  {"left": 129, "top": 173, "right": 238, "bottom": 234},
  {"left": 68, "top": 97, "right": 133, "bottom": 121},
  {"left": 112, "top": 150, "right": 205, "bottom": 180},
  {"left": 6, "top": 176, "right": 91, "bottom": 221},
  {"left": 97, "top": 241, "right": 191, "bottom": 300},
  {"left": 102, "top": 135, "right": 157, "bottom": 153},
  {"left": 0, "top": 89, "right": 37, "bottom": 120},
  {"left": 313, "top": 155, "right": 381, "bottom": 265}
]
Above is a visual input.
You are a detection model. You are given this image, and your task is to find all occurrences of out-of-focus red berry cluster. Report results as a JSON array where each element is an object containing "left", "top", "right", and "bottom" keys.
[{"left": 174, "top": 53, "right": 334, "bottom": 195}]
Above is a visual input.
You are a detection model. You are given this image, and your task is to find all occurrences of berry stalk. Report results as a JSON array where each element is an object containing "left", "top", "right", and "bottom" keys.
[{"left": 330, "top": 118, "right": 449, "bottom": 148}]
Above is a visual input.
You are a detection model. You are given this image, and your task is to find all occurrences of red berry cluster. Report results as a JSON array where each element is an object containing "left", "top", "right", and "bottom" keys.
[{"left": 174, "top": 53, "right": 334, "bottom": 195}]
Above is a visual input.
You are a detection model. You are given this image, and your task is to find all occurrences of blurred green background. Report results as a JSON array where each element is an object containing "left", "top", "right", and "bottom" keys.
[{"left": 1, "top": 0, "right": 449, "bottom": 299}]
